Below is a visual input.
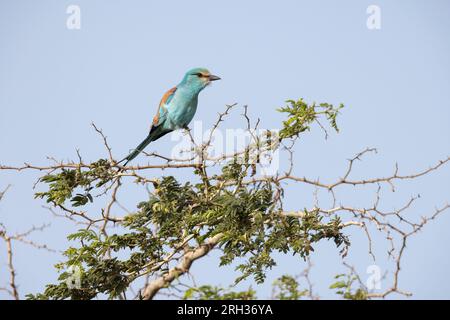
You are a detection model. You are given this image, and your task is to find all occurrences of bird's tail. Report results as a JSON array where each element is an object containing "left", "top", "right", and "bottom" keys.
[{"left": 118, "top": 133, "right": 155, "bottom": 167}]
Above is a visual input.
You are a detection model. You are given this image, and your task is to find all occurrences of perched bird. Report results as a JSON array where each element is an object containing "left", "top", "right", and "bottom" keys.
[{"left": 118, "top": 68, "right": 221, "bottom": 166}]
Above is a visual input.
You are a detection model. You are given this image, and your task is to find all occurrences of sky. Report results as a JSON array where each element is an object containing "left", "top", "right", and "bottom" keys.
[{"left": 0, "top": 0, "right": 449, "bottom": 299}]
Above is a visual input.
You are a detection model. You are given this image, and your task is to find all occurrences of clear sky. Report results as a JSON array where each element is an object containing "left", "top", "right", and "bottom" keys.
[{"left": 0, "top": 0, "right": 449, "bottom": 299}]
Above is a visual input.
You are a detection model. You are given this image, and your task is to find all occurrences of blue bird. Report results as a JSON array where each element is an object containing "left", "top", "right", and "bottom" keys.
[{"left": 119, "top": 68, "right": 221, "bottom": 166}]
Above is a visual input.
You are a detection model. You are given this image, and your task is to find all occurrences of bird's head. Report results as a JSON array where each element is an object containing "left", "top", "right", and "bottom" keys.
[{"left": 179, "top": 67, "right": 221, "bottom": 92}]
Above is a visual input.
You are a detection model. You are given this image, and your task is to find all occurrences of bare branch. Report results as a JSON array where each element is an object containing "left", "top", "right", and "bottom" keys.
[{"left": 141, "top": 233, "right": 223, "bottom": 300}]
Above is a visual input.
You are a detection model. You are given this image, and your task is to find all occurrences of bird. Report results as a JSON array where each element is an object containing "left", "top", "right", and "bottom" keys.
[{"left": 118, "top": 67, "right": 221, "bottom": 167}]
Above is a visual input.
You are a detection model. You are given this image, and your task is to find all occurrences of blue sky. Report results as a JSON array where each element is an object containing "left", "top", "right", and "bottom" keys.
[{"left": 0, "top": 0, "right": 449, "bottom": 299}]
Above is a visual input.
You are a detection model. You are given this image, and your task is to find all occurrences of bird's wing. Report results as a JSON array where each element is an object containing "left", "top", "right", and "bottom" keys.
[{"left": 152, "top": 86, "right": 177, "bottom": 127}]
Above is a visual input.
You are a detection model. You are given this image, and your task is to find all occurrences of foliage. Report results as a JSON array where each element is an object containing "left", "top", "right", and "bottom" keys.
[
  {"left": 25, "top": 98, "right": 351, "bottom": 300},
  {"left": 330, "top": 274, "right": 368, "bottom": 300},
  {"left": 34, "top": 159, "right": 113, "bottom": 207},
  {"left": 278, "top": 99, "right": 343, "bottom": 139},
  {"left": 183, "top": 285, "right": 256, "bottom": 300},
  {"left": 272, "top": 275, "right": 309, "bottom": 300}
]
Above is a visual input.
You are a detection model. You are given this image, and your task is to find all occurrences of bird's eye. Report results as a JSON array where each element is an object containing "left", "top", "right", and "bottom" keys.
[{"left": 195, "top": 73, "right": 204, "bottom": 77}]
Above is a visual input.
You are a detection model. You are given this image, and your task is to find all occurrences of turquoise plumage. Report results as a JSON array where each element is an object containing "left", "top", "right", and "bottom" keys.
[{"left": 119, "top": 68, "right": 220, "bottom": 166}]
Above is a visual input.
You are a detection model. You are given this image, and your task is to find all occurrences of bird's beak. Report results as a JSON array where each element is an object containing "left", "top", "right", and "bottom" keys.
[{"left": 208, "top": 74, "right": 221, "bottom": 81}]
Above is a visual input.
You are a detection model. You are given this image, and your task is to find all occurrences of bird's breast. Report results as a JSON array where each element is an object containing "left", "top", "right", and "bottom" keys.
[{"left": 166, "top": 92, "right": 198, "bottom": 129}]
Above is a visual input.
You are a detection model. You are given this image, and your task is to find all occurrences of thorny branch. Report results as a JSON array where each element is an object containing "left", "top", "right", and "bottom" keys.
[
  {"left": 0, "top": 186, "right": 54, "bottom": 299},
  {"left": 0, "top": 103, "right": 449, "bottom": 300}
]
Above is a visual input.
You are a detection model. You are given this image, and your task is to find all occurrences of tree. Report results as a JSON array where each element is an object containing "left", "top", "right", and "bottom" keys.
[{"left": 0, "top": 99, "right": 448, "bottom": 300}]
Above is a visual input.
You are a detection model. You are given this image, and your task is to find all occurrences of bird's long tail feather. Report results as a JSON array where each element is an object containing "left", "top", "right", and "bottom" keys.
[{"left": 118, "top": 133, "right": 154, "bottom": 167}]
